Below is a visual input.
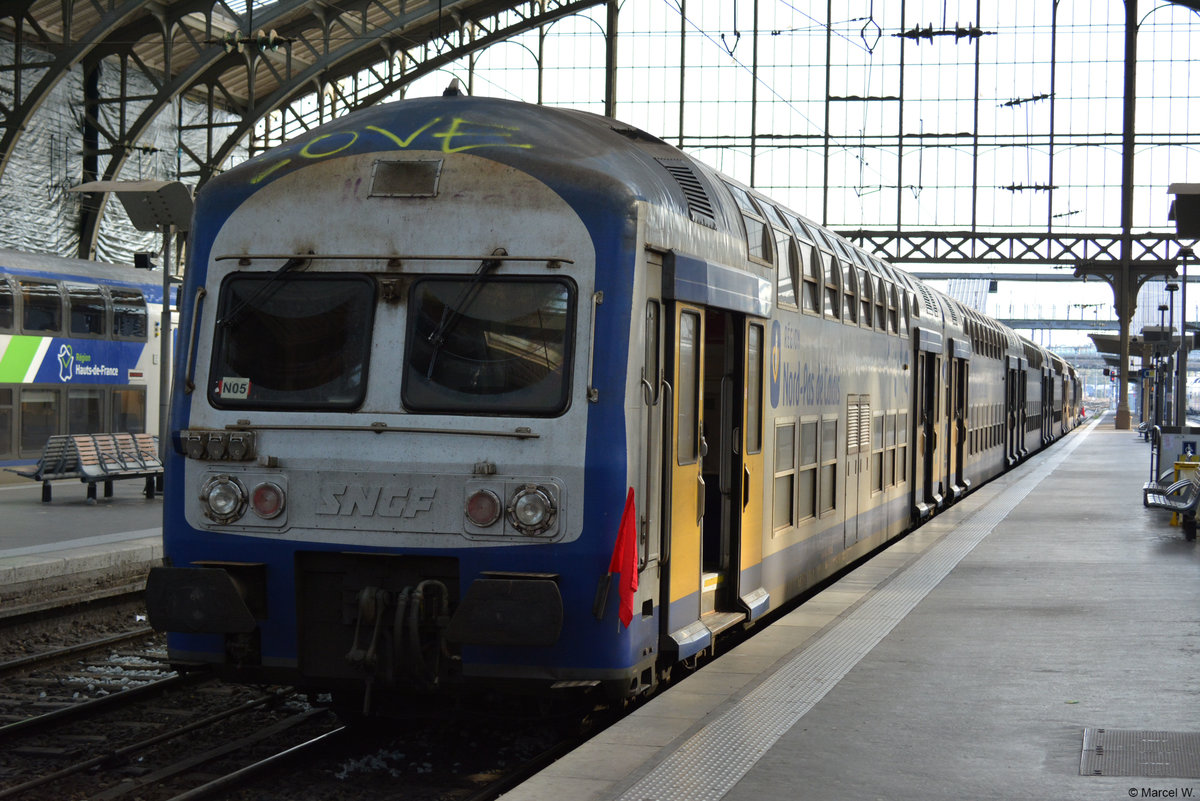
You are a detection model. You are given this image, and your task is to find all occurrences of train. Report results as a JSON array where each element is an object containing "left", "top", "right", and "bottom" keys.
[
  {"left": 145, "top": 95, "right": 1080, "bottom": 715},
  {"left": 0, "top": 249, "right": 166, "bottom": 469}
]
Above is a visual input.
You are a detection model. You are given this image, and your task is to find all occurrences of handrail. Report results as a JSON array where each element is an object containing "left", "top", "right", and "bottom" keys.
[
  {"left": 586, "top": 291, "right": 604, "bottom": 403},
  {"left": 183, "top": 287, "right": 207, "bottom": 394}
]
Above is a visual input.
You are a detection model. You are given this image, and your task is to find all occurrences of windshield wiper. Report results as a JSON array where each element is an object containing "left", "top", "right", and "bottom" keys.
[
  {"left": 217, "top": 255, "right": 310, "bottom": 329},
  {"left": 424, "top": 249, "right": 506, "bottom": 377}
]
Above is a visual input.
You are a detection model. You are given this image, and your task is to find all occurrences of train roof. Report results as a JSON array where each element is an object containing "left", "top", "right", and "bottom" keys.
[
  {"left": 0, "top": 247, "right": 163, "bottom": 290},
  {"left": 203, "top": 95, "right": 1072, "bottom": 371}
]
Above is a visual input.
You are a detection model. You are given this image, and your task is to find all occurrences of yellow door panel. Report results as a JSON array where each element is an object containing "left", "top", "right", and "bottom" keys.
[{"left": 668, "top": 305, "right": 704, "bottom": 604}]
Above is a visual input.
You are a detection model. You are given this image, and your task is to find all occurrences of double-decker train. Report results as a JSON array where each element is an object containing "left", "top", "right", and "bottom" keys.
[
  {"left": 0, "top": 249, "right": 164, "bottom": 470},
  {"left": 146, "top": 95, "right": 1079, "bottom": 714}
]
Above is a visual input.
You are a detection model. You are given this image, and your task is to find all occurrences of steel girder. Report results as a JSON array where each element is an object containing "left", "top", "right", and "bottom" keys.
[{"left": 0, "top": 0, "right": 603, "bottom": 258}]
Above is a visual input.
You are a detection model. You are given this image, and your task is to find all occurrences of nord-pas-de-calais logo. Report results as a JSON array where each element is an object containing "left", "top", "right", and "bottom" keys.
[{"left": 57, "top": 344, "right": 74, "bottom": 382}]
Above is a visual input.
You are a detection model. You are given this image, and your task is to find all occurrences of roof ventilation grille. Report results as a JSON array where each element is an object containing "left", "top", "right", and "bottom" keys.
[{"left": 657, "top": 158, "right": 717, "bottom": 228}]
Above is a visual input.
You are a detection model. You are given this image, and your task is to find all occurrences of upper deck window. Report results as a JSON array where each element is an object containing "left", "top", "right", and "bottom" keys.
[
  {"left": 0, "top": 279, "right": 13, "bottom": 331},
  {"left": 20, "top": 280, "right": 61, "bottom": 333},
  {"left": 209, "top": 273, "right": 375, "bottom": 410},
  {"left": 724, "top": 182, "right": 771, "bottom": 263},
  {"left": 110, "top": 289, "right": 148, "bottom": 340},
  {"left": 403, "top": 276, "right": 575, "bottom": 416},
  {"left": 66, "top": 283, "right": 107, "bottom": 337}
]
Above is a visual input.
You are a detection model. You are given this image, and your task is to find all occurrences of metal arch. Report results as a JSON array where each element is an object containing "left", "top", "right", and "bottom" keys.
[
  {"left": 72, "top": 0, "right": 318, "bottom": 258},
  {"left": 200, "top": 0, "right": 605, "bottom": 175},
  {"left": 0, "top": 0, "right": 151, "bottom": 185},
  {"left": 3, "top": 0, "right": 606, "bottom": 258}
]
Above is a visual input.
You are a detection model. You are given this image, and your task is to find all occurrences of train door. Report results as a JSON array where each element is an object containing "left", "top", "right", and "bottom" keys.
[
  {"left": 1017, "top": 360, "right": 1029, "bottom": 458},
  {"left": 700, "top": 310, "right": 751, "bottom": 635},
  {"left": 947, "top": 348, "right": 969, "bottom": 498},
  {"left": 1042, "top": 370, "right": 1053, "bottom": 445},
  {"left": 663, "top": 303, "right": 707, "bottom": 658},
  {"left": 913, "top": 333, "right": 944, "bottom": 519},
  {"left": 1004, "top": 358, "right": 1019, "bottom": 466},
  {"left": 844, "top": 394, "right": 870, "bottom": 545},
  {"left": 661, "top": 304, "right": 755, "bottom": 660},
  {"left": 738, "top": 321, "right": 767, "bottom": 618}
]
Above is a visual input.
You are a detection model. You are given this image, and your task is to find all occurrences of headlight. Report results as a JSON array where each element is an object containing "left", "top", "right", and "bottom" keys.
[
  {"left": 250, "top": 481, "right": 286, "bottom": 519},
  {"left": 507, "top": 485, "right": 557, "bottom": 536},
  {"left": 200, "top": 475, "right": 247, "bottom": 524}
]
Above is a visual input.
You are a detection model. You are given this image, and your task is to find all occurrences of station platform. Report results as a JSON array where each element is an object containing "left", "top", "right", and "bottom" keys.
[
  {"left": 502, "top": 413, "right": 1200, "bottom": 801},
  {"left": 0, "top": 477, "right": 162, "bottom": 600}
]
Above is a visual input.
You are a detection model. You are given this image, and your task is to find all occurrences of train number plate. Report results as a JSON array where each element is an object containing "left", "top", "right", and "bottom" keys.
[{"left": 219, "top": 377, "right": 251, "bottom": 399}]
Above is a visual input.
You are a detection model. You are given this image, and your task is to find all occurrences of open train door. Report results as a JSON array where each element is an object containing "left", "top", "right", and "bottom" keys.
[
  {"left": 661, "top": 302, "right": 709, "bottom": 660},
  {"left": 737, "top": 319, "right": 769, "bottom": 622},
  {"left": 947, "top": 341, "right": 970, "bottom": 499},
  {"left": 1005, "top": 356, "right": 1020, "bottom": 466},
  {"left": 913, "top": 328, "right": 945, "bottom": 520}
]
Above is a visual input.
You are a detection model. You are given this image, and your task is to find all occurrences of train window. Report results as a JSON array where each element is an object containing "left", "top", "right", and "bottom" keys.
[
  {"left": 819, "top": 417, "right": 837, "bottom": 515},
  {"left": 874, "top": 277, "right": 886, "bottom": 331},
  {"left": 0, "top": 388, "right": 12, "bottom": 458},
  {"left": 886, "top": 411, "right": 898, "bottom": 486},
  {"left": 887, "top": 284, "right": 899, "bottom": 334},
  {"left": 67, "top": 388, "right": 104, "bottom": 434},
  {"left": 211, "top": 273, "right": 376, "bottom": 411},
  {"left": 405, "top": 276, "right": 574, "bottom": 416},
  {"left": 843, "top": 261, "right": 858, "bottom": 324},
  {"left": 66, "top": 283, "right": 107, "bottom": 337},
  {"left": 775, "top": 230, "right": 798, "bottom": 309},
  {"left": 798, "top": 419, "right": 817, "bottom": 521},
  {"left": 801, "top": 243, "right": 820, "bottom": 314},
  {"left": 871, "top": 413, "right": 884, "bottom": 493},
  {"left": 20, "top": 388, "right": 58, "bottom": 456},
  {"left": 677, "top": 311, "right": 701, "bottom": 465},
  {"left": 900, "top": 294, "right": 912, "bottom": 337},
  {"left": 644, "top": 301, "right": 660, "bottom": 405},
  {"left": 773, "top": 421, "right": 795, "bottom": 531},
  {"left": 896, "top": 412, "right": 909, "bottom": 483},
  {"left": 111, "top": 289, "right": 148, "bottom": 340},
  {"left": 822, "top": 252, "right": 841, "bottom": 319},
  {"left": 860, "top": 269, "right": 873, "bottom": 327},
  {"left": 724, "top": 182, "right": 771, "bottom": 264},
  {"left": 112, "top": 387, "right": 147, "bottom": 433},
  {"left": 747, "top": 324, "right": 764, "bottom": 455},
  {"left": 0, "top": 279, "right": 13, "bottom": 331},
  {"left": 760, "top": 201, "right": 788, "bottom": 229},
  {"left": 20, "top": 280, "right": 61, "bottom": 333}
]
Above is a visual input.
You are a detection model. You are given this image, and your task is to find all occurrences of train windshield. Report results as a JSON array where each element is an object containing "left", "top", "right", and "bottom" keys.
[
  {"left": 403, "top": 276, "right": 575, "bottom": 416},
  {"left": 209, "top": 273, "right": 375, "bottom": 410}
]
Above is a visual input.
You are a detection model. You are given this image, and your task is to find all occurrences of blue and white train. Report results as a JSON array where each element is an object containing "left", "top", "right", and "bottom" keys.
[
  {"left": 146, "top": 95, "right": 1079, "bottom": 714},
  {"left": 0, "top": 249, "right": 164, "bottom": 470}
]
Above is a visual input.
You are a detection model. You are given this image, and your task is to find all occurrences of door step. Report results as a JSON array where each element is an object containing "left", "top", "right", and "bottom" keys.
[{"left": 701, "top": 610, "right": 745, "bottom": 637}]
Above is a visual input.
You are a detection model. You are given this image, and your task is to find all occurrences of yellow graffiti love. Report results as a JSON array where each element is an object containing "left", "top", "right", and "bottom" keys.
[{"left": 249, "top": 116, "right": 533, "bottom": 185}]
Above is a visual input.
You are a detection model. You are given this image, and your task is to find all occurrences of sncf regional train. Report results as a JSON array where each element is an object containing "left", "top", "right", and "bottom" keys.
[
  {"left": 1, "top": 249, "right": 163, "bottom": 469},
  {"left": 146, "top": 95, "right": 1080, "bottom": 714}
]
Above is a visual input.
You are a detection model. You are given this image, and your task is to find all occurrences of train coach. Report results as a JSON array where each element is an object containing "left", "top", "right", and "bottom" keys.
[
  {"left": 145, "top": 94, "right": 1079, "bottom": 715},
  {"left": 0, "top": 249, "right": 164, "bottom": 469}
]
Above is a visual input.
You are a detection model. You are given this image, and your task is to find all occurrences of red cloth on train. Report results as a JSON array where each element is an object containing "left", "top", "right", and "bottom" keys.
[{"left": 608, "top": 488, "right": 639, "bottom": 627}]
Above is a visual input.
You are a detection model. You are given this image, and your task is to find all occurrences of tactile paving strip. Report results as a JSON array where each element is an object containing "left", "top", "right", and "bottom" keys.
[
  {"left": 616, "top": 422, "right": 1097, "bottom": 801},
  {"left": 1081, "top": 728, "right": 1200, "bottom": 778}
]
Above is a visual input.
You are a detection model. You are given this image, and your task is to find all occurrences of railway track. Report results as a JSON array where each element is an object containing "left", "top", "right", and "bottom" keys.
[{"left": 0, "top": 585, "right": 592, "bottom": 800}]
